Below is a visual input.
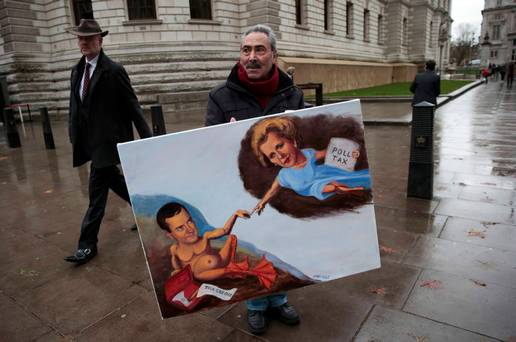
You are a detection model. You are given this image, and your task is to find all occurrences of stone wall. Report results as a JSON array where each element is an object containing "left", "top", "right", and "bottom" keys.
[
  {"left": 0, "top": 0, "right": 451, "bottom": 118},
  {"left": 277, "top": 57, "right": 417, "bottom": 93}
]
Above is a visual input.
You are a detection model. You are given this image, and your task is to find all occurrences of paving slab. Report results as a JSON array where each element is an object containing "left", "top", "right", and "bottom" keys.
[
  {"left": 434, "top": 159, "right": 496, "bottom": 176},
  {"left": 221, "top": 329, "right": 267, "bottom": 341},
  {"left": 77, "top": 293, "right": 235, "bottom": 342},
  {"left": 218, "top": 283, "right": 373, "bottom": 342},
  {"left": 355, "top": 306, "right": 498, "bottom": 342},
  {"left": 0, "top": 230, "right": 72, "bottom": 298},
  {"left": 403, "top": 235, "right": 516, "bottom": 288},
  {"left": 404, "top": 269, "right": 516, "bottom": 341},
  {"left": 91, "top": 231, "right": 149, "bottom": 284},
  {"left": 0, "top": 292, "right": 53, "bottom": 342},
  {"left": 435, "top": 198, "right": 514, "bottom": 225},
  {"left": 450, "top": 173, "right": 516, "bottom": 191},
  {"left": 440, "top": 217, "right": 516, "bottom": 252},
  {"left": 433, "top": 182, "right": 464, "bottom": 199},
  {"left": 377, "top": 229, "right": 419, "bottom": 263},
  {"left": 326, "top": 261, "right": 421, "bottom": 309},
  {"left": 1, "top": 81, "right": 515, "bottom": 341},
  {"left": 34, "top": 331, "right": 71, "bottom": 342},
  {"left": 373, "top": 190, "right": 439, "bottom": 214},
  {"left": 16, "top": 266, "right": 147, "bottom": 336},
  {"left": 374, "top": 206, "right": 447, "bottom": 237},
  {"left": 458, "top": 185, "right": 515, "bottom": 206}
]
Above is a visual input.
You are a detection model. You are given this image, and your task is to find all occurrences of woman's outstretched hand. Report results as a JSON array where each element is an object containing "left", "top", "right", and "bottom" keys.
[{"left": 252, "top": 201, "right": 266, "bottom": 216}]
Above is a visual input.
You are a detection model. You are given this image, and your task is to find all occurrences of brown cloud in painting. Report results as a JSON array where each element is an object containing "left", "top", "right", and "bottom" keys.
[{"left": 238, "top": 114, "right": 373, "bottom": 219}]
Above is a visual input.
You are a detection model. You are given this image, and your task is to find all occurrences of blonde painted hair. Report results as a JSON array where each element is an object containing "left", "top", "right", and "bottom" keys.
[{"left": 250, "top": 116, "right": 299, "bottom": 167}]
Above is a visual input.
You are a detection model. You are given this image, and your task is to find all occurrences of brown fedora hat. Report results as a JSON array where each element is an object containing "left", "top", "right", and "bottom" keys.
[{"left": 68, "top": 19, "right": 108, "bottom": 37}]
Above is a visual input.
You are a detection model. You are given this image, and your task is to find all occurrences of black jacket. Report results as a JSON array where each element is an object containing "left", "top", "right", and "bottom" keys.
[
  {"left": 69, "top": 50, "right": 151, "bottom": 168},
  {"left": 205, "top": 64, "right": 305, "bottom": 126},
  {"left": 410, "top": 70, "right": 440, "bottom": 105}
]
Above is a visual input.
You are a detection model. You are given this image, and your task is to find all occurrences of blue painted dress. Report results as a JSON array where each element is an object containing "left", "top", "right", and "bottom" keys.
[{"left": 277, "top": 149, "right": 371, "bottom": 200}]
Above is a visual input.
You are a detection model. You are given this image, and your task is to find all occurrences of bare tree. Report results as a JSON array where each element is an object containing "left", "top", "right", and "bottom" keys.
[{"left": 450, "top": 23, "right": 478, "bottom": 66}]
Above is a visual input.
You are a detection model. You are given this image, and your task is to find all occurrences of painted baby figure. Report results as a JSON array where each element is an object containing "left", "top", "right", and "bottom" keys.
[
  {"left": 157, "top": 202, "right": 276, "bottom": 288},
  {"left": 251, "top": 116, "right": 371, "bottom": 215}
]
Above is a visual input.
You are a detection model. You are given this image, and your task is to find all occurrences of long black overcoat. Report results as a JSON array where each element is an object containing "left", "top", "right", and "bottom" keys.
[{"left": 69, "top": 49, "right": 151, "bottom": 168}]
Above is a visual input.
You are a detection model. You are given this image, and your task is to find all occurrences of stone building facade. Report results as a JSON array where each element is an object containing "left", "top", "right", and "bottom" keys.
[
  {"left": 0, "top": 0, "right": 452, "bottom": 118},
  {"left": 480, "top": 0, "right": 516, "bottom": 66}
]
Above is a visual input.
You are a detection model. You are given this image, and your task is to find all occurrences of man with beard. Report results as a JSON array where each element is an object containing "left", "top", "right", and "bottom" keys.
[{"left": 205, "top": 24, "right": 304, "bottom": 335}]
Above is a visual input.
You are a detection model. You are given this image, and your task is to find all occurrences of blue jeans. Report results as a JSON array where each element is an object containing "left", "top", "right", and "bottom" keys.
[{"left": 246, "top": 293, "right": 287, "bottom": 311}]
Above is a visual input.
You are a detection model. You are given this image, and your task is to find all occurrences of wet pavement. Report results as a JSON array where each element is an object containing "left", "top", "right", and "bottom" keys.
[{"left": 1, "top": 81, "right": 515, "bottom": 341}]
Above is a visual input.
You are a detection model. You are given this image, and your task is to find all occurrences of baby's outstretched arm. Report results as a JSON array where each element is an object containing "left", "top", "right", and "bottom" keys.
[
  {"left": 254, "top": 178, "right": 281, "bottom": 215},
  {"left": 170, "top": 245, "right": 182, "bottom": 276},
  {"left": 204, "top": 210, "right": 250, "bottom": 240}
]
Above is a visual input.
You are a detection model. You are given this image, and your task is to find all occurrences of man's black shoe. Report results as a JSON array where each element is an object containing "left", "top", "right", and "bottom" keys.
[
  {"left": 272, "top": 303, "right": 300, "bottom": 325},
  {"left": 247, "top": 309, "right": 267, "bottom": 335},
  {"left": 130, "top": 224, "right": 137, "bottom": 231},
  {"left": 64, "top": 248, "right": 97, "bottom": 264}
]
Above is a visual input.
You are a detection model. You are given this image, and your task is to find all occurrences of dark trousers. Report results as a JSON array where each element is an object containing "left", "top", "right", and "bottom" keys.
[{"left": 78, "top": 164, "right": 130, "bottom": 249}]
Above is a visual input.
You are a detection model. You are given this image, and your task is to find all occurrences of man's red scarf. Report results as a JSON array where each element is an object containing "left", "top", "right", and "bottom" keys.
[{"left": 237, "top": 63, "right": 279, "bottom": 109}]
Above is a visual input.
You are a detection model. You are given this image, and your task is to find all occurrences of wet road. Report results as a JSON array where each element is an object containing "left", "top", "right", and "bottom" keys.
[{"left": 0, "top": 81, "right": 515, "bottom": 341}]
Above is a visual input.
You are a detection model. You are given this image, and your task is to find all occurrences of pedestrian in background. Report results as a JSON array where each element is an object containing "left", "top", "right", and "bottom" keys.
[
  {"left": 499, "top": 63, "right": 506, "bottom": 81},
  {"left": 410, "top": 59, "right": 441, "bottom": 105},
  {"left": 65, "top": 19, "right": 151, "bottom": 265},
  {"left": 482, "top": 67, "right": 490, "bottom": 84}
]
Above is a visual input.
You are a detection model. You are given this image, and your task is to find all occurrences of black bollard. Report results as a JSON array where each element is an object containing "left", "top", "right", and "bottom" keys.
[
  {"left": 151, "top": 105, "right": 166, "bottom": 136},
  {"left": 314, "top": 83, "right": 323, "bottom": 106},
  {"left": 40, "top": 107, "right": 55, "bottom": 149},
  {"left": 407, "top": 101, "right": 435, "bottom": 199},
  {"left": 3, "top": 107, "right": 21, "bottom": 147}
]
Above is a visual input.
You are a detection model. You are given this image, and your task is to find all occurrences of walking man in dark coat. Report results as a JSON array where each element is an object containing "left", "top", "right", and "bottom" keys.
[
  {"left": 410, "top": 59, "right": 441, "bottom": 105},
  {"left": 65, "top": 19, "right": 151, "bottom": 264},
  {"left": 205, "top": 24, "right": 303, "bottom": 335}
]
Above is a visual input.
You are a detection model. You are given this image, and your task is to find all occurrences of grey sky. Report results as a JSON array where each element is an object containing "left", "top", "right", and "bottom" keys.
[{"left": 451, "top": 0, "right": 484, "bottom": 40}]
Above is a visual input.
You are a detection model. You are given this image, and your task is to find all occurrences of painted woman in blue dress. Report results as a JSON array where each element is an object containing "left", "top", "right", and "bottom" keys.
[{"left": 250, "top": 116, "right": 371, "bottom": 215}]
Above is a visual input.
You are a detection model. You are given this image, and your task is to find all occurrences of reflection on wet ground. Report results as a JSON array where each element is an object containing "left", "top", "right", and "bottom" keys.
[{"left": 0, "top": 81, "right": 515, "bottom": 341}]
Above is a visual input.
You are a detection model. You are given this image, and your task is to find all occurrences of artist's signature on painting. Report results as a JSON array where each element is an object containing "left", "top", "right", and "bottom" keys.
[{"left": 312, "top": 274, "right": 330, "bottom": 280}]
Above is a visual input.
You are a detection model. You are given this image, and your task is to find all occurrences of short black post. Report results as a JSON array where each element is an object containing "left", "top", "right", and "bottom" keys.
[
  {"left": 3, "top": 107, "right": 21, "bottom": 148},
  {"left": 27, "top": 104, "right": 32, "bottom": 121},
  {"left": 315, "top": 83, "right": 323, "bottom": 106},
  {"left": 407, "top": 101, "right": 435, "bottom": 199},
  {"left": 40, "top": 107, "right": 55, "bottom": 149},
  {"left": 151, "top": 105, "right": 166, "bottom": 136}
]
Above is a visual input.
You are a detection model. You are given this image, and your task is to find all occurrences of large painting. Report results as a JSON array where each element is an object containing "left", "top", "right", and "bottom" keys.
[{"left": 118, "top": 100, "right": 380, "bottom": 318}]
